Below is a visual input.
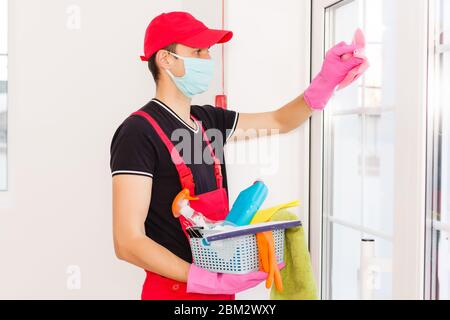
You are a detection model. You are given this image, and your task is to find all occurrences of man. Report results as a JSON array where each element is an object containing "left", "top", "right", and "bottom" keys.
[{"left": 110, "top": 11, "right": 364, "bottom": 300}]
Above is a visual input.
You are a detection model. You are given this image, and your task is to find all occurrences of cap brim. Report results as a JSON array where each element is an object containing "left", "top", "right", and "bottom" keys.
[{"left": 180, "top": 28, "right": 233, "bottom": 49}]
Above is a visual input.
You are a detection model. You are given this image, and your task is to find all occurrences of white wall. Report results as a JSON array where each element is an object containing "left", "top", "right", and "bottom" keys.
[
  {"left": 224, "top": 0, "right": 311, "bottom": 300},
  {"left": 0, "top": 0, "right": 310, "bottom": 299},
  {"left": 0, "top": 0, "right": 184, "bottom": 299}
]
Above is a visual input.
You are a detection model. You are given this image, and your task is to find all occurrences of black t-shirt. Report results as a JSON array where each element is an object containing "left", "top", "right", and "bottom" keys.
[{"left": 110, "top": 98, "right": 239, "bottom": 263}]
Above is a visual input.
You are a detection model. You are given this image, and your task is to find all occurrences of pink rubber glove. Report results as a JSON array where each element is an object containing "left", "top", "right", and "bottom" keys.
[
  {"left": 304, "top": 41, "right": 365, "bottom": 111},
  {"left": 186, "top": 263, "right": 285, "bottom": 295},
  {"left": 337, "top": 29, "right": 370, "bottom": 91}
]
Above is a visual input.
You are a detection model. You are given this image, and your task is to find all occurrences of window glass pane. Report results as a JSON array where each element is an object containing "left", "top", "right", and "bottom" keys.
[
  {"left": 363, "top": 87, "right": 382, "bottom": 108},
  {"left": 330, "top": 224, "right": 360, "bottom": 299},
  {"left": 369, "top": 236, "right": 393, "bottom": 300},
  {"left": 331, "top": 1, "right": 359, "bottom": 112},
  {"left": 330, "top": 224, "right": 393, "bottom": 300},
  {"left": 364, "top": 0, "right": 383, "bottom": 43},
  {"left": 364, "top": 44, "right": 383, "bottom": 88},
  {"left": 331, "top": 114, "right": 362, "bottom": 224},
  {"left": 333, "top": 84, "right": 361, "bottom": 110},
  {"left": 331, "top": 0, "right": 395, "bottom": 112},
  {"left": 363, "top": 112, "right": 395, "bottom": 235},
  {"left": 333, "top": 0, "right": 359, "bottom": 42}
]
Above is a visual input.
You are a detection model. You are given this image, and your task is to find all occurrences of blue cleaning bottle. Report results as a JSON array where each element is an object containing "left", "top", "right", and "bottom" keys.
[{"left": 225, "top": 181, "right": 269, "bottom": 226}]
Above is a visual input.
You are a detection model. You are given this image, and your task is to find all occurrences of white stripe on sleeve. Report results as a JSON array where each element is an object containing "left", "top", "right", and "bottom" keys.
[
  {"left": 226, "top": 112, "right": 239, "bottom": 143},
  {"left": 112, "top": 170, "right": 153, "bottom": 178}
]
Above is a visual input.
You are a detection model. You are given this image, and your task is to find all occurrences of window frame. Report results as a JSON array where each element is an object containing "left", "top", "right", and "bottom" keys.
[{"left": 425, "top": 0, "right": 450, "bottom": 301}]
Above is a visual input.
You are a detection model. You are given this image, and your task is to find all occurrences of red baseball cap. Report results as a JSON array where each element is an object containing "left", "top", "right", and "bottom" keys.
[{"left": 140, "top": 11, "right": 233, "bottom": 62}]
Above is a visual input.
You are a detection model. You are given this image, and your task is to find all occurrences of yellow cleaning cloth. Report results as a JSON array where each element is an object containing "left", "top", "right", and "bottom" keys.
[
  {"left": 269, "top": 209, "right": 318, "bottom": 300},
  {"left": 251, "top": 201, "right": 301, "bottom": 225}
]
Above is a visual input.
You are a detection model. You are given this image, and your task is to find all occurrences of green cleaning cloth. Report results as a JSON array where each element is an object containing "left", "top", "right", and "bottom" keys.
[{"left": 269, "top": 209, "right": 318, "bottom": 300}]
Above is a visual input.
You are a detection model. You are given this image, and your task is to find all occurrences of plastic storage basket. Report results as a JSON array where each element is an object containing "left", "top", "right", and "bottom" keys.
[{"left": 189, "top": 228, "right": 285, "bottom": 275}]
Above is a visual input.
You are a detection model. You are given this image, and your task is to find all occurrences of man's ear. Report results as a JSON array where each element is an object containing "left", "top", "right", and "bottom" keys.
[{"left": 157, "top": 50, "right": 171, "bottom": 70}]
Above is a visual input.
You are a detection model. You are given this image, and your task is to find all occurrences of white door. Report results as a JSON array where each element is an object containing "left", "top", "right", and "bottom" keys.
[{"left": 310, "top": 0, "right": 428, "bottom": 300}]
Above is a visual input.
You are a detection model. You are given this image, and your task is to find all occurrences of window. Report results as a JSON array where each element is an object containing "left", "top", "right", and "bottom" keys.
[
  {"left": 0, "top": 0, "right": 7, "bottom": 191},
  {"left": 311, "top": 0, "right": 428, "bottom": 300},
  {"left": 427, "top": 0, "right": 450, "bottom": 301}
]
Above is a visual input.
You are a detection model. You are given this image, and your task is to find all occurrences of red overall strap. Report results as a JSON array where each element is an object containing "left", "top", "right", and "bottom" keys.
[
  {"left": 191, "top": 116, "right": 223, "bottom": 189},
  {"left": 132, "top": 111, "right": 195, "bottom": 195}
]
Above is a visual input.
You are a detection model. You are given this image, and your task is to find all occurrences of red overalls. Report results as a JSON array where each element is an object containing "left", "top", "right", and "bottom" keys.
[{"left": 132, "top": 110, "right": 235, "bottom": 300}]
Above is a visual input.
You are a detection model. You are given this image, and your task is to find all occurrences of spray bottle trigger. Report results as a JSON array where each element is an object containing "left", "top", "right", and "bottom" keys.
[{"left": 172, "top": 189, "right": 199, "bottom": 218}]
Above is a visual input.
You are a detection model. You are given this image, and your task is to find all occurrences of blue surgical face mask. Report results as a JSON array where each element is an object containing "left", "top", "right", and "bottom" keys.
[{"left": 165, "top": 52, "right": 215, "bottom": 98}]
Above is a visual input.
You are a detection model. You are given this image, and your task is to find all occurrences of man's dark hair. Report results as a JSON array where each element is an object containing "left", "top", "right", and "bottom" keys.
[{"left": 148, "top": 43, "right": 178, "bottom": 84}]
